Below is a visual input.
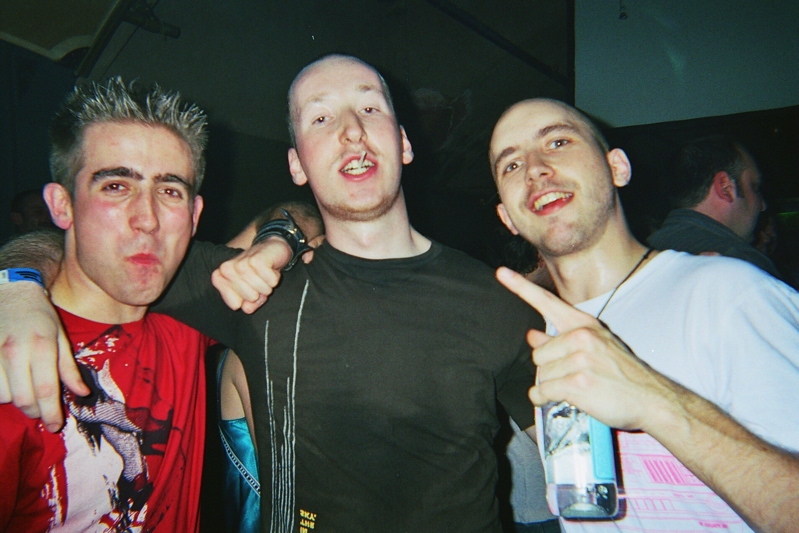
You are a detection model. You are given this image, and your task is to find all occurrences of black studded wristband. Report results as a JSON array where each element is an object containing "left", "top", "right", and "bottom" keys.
[{"left": 251, "top": 209, "right": 313, "bottom": 271}]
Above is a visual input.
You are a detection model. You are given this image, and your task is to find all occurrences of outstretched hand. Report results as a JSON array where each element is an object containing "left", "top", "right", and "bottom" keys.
[
  {"left": 496, "top": 266, "right": 674, "bottom": 432},
  {"left": 0, "top": 282, "right": 88, "bottom": 432}
]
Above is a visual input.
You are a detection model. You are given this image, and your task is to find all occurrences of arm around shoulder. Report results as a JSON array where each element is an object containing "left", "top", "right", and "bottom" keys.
[{"left": 0, "top": 229, "right": 85, "bottom": 432}]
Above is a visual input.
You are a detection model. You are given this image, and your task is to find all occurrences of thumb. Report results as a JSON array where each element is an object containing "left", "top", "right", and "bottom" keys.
[
  {"left": 527, "top": 328, "right": 551, "bottom": 349},
  {"left": 240, "top": 294, "right": 268, "bottom": 315}
]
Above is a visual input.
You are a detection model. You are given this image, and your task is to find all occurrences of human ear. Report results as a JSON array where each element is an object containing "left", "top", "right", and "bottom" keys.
[
  {"left": 288, "top": 148, "right": 308, "bottom": 186},
  {"left": 43, "top": 183, "right": 73, "bottom": 230},
  {"left": 190, "top": 195, "right": 204, "bottom": 236},
  {"left": 400, "top": 126, "right": 414, "bottom": 165},
  {"left": 496, "top": 203, "right": 519, "bottom": 235},
  {"left": 607, "top": 148, "right": 632, "bottom": 188},
  {"left": 712, "top": 172, "right": 736, "bottom": 203}
]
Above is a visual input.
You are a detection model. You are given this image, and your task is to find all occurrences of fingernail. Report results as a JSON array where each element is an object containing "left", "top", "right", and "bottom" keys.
[
  {"left": 46, "top": 423, "right": 61, "bottom": 433},
  {"left": 496, "top": 267, "right": 512, "bottom": 280}
]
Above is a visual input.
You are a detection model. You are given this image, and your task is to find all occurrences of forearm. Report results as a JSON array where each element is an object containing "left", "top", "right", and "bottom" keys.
[
  {"left": 646, "top": 380, "right": 799, "bottom": 533},
  {"left": 0, "top": 229, "right": 64, "bottom": 287}
]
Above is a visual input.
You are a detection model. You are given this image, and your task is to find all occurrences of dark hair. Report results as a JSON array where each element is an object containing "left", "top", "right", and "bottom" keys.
[
  {"left": 669, "top": 135, "right": 749, "bottom": 209},
  {"left": 49, "top": 77, "right": 208, "bottom": 195}
]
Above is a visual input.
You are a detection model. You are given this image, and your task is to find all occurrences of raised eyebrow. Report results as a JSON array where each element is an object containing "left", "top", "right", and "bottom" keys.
[
  {"left": 298, "top": 94, "right": 330, "bottom": 120},
  {"left": 357, "top": 84, "right": 390, "bottom": 105},
  {"left": 537, "top": 123, "right": 581, "bottom": 139},
  {"left": 157, "top": 174, "right": 194, "bottom": 190},
  {"left": 91, "top": 169, "right": 193, "bottom": 190},
  {"left": 91, "top": 167, "right": 141, "bottom": 181},
  {"left": 358, "top": 84, "right": 378, "bottom": 94}
]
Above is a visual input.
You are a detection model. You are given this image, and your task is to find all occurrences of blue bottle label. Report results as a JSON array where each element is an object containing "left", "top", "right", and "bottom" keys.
[{"left": 589, "top": 415, "right": 616, "bottom": 482}]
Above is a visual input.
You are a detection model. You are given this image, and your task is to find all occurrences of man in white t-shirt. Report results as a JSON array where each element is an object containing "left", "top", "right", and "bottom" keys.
[{"left": 489, "top": 98, "right": 799, "bottom": 533}]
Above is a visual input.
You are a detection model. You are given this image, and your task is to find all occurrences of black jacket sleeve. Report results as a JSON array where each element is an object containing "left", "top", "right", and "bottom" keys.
[{"left": 151, "top": 240, "right": 241, "bottom": 346}]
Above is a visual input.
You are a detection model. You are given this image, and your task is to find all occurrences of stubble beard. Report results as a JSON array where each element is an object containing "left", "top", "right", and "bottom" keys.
[
  {"left": 320, "top": 187, "right": 403, "bottom": 223},
  {"left": 526, "top": 189, "right": 617, "bottom": 259}
]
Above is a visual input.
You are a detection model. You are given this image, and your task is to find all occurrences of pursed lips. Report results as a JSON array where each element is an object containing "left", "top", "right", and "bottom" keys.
[{"left": 128, "top": 253, "right": 160, "bottom": 266}]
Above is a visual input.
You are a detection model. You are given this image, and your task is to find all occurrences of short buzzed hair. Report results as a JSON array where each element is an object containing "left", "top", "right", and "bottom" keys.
[
  {"left": 529, "top": 98, "right": 610, "bottom": 153},
  {"left": 669, "top": 135, "right": 749, "bottom": 209},
  {"left": 286, "top": 54, "right": 396, "bottom": 147},
  {"left": 490, "top": 98, "right": 610, "bottom": 179},
  {"left": 49, "top": 77, "right": 208, "bottom": 195}
]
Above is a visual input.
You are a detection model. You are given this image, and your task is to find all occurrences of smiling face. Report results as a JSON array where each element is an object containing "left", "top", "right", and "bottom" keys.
[
  {"left": 46, "top": 121, "right": 202, "bottom": 321},
  {"left": 490, "top": 99, "right": 631, "bottom": 258},
  {"left": 287, "top": 56, "right": 413, "bottom": 223}
]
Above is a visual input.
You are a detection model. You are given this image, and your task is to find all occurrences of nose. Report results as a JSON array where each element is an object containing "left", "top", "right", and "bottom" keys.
[
  {"left": 525, "top": 153, "right": 553, "bottom": 183},
  {"left": 340, "top": 111, "right": 366, "bottom": 145},
  {"left": 130, "top": 192, "right": 159, "bottom": 234}
]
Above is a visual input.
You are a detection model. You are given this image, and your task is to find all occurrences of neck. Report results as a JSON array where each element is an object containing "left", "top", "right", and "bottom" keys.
[
  {"left": 691, "top": 203, "right": 726, "bottom": 226},
  {"left": 322, "top": 196, "right": 431, "bottom": 260},
  {"left": 543, "top": 228, "right": 651, "bottom": 306},
  {"left": 51, "top": 261, "right": 147, "bottom": 325}
]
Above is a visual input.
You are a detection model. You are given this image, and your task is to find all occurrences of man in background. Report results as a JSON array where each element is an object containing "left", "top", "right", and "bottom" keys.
[
  {"left": 8, "top": 188, "right": 55, "bottom": 237},
  {"left": 646, "top": 135, "right": 781, "bottom": 278}
]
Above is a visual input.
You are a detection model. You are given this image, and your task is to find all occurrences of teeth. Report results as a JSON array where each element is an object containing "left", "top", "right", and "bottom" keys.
[
  {"left": 342, "top": 156, "right": 374, "bottom": 176},
  {"left": 533, "top": 192, "right": 572, "bottom": 211}
]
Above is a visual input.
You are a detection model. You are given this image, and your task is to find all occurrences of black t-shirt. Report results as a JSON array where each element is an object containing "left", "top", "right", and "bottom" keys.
[{"left": 157, "top": 240, "right": 542, "bottom": 532}]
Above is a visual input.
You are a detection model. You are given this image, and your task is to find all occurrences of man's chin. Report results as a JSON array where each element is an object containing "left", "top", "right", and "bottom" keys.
[
  {"left": 323, "top": 197, "right": 398, "bottom": 223},
  {"left": 115, "top": 283, "right": 168, "bottom": 309}
]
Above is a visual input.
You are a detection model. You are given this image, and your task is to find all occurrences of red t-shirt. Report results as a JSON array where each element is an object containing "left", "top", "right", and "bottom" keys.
[{"left": 0, "top": 309, "right": 209, "bottom": 532}]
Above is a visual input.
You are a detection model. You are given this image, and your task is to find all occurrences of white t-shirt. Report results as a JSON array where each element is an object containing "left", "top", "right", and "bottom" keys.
[{"left": 554, "top": 251, "right": 799, "bottom": 532}]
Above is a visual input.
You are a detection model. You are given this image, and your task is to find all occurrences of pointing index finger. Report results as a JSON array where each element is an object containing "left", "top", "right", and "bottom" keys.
[{"left": 496, "top": 266, "right": 597, "bottom": 334}]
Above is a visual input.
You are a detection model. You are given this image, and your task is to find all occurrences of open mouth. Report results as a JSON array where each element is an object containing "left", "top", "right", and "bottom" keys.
[
  {"left": 532, "top": 191, "right": 573, "bottom": 212},
  {"left": 341, "top": 151, "right": 375, "bottom": 176}
]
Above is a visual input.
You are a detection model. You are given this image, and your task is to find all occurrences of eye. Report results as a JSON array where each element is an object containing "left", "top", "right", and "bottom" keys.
[
  {"left": 362, "top": 106, "right": 378, "bottom": 115},
  {"left": 161, "top": 186, "right": 185, "bottom": 199},
  {"left": 503, "top": 161, "right": 521, "bottom": 175},
  {"left": 312, "top": 115, "right": 329, "bottom": 125},
  {"left": 101, "top": 182, "right": 127, "bottom": 193},
  {"left": 548, "top": 138, "right": 570, "bottom": 149}
]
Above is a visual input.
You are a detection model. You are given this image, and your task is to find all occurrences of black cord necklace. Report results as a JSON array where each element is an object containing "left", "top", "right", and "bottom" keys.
[{"left": 595, "top": 248, "right": 653, "bottom": 320}]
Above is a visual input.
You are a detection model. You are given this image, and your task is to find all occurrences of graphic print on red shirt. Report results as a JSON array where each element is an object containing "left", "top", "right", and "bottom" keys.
[{"left": 0, "top": 310, "right": 208, "bottom": 532}]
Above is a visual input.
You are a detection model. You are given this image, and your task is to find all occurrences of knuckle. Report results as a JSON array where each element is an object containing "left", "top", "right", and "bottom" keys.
[
  {"left": 571, "top": 327, "right": 595, "bottom": 343},
  {"left": 14, "top": 396, "right": 37, "bottom": 416},
  {"left": 34, "top": 381, "right": 60, "bottom": 401},
  {"left": 219, "top": 262, "right": 236, "bottom": 276},
  {"left": 569, "top": 370, "right": 592, "bottom": 390}
]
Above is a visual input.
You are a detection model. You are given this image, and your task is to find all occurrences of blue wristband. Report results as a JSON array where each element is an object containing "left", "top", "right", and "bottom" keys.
[{"left": 0, "top": 268, "right": 45, "bottom": 288}]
